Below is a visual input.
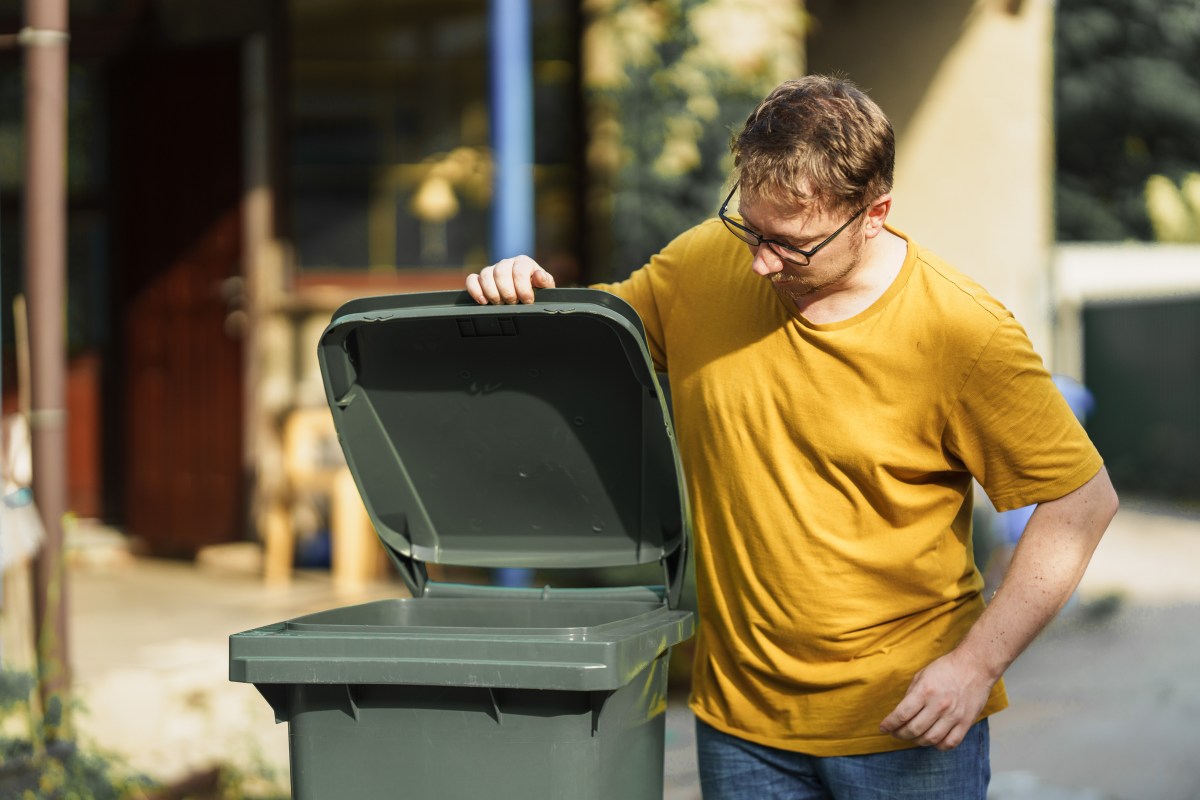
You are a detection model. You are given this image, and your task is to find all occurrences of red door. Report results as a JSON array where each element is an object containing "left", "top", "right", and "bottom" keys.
[{"left": 113, "top": 45, "right": 244, "bottom": 556}]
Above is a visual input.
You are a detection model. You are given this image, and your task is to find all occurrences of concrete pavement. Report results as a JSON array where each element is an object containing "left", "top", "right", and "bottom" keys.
[
  {"left": 58, "top": 500, "right": 1200, "bottom": 798},
  {"left": 988, "top": 500, "right": 1200, "bottom": 800}
]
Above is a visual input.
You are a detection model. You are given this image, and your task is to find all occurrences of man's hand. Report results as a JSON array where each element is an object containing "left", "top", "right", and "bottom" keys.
[
  {"left": 465, "top": 255, "right": 556, "bottom": 305},
  {"left": 878, "top": 648, "right": 996, "bottom": 751}
]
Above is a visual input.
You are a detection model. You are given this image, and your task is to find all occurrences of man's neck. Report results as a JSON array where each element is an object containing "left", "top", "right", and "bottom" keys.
[{"left": 790, "top": 229, "right": 908, "bottom": 324}]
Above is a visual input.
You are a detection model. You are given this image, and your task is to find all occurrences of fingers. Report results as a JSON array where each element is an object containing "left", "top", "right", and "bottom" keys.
[
  {"left": 880, "top": 656, "right": 991, "bottom": 752},
  {"left": 878, "top": 707, "right": 915, "bottom": 737},
  {"left": 878, "top": 678, "right": 923, "bottom": 736},
  {"left": 465, "top": 272, "right": 487, "bottom": 304},
  {"left": 878, "top": 647, "right": 998, "bottom": 753},
  {"left": 530, "top": 265, "right": 557, "bottom": 290},
  {"left": 882, "top": 702, "right": 968, "bottom": 751},
  {"left": 464, "top": 256, "right": 556, "bottom": 305}
]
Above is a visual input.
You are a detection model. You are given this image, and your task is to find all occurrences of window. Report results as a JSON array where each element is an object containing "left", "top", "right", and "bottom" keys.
[{"left": 288, "top": 0, "right": 580, "bottom": 275}]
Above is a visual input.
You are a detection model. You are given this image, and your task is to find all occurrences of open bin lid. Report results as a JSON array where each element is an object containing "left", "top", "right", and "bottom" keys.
[{"left": 318, "top": 289, "right": 690, "bottom": 606}]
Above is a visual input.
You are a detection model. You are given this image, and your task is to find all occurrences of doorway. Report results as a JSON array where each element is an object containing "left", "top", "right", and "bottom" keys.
[{"left": 110, "top": 44, "right": 245, "bottom": 556}]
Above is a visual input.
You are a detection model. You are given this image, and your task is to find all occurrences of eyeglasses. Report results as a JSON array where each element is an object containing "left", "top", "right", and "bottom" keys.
[{"left": 718, "top": 183, "right": 865, "bottom": 266}]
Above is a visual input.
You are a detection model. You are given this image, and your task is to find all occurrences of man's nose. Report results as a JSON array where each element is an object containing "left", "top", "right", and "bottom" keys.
[{"left": 751, "top": 244, "right": 784, "bottom": 276}]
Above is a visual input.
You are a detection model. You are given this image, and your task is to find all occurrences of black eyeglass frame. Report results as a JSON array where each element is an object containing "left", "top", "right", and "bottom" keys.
[{"left": 718, "top": 183, "right": 866, "bottom": 266}]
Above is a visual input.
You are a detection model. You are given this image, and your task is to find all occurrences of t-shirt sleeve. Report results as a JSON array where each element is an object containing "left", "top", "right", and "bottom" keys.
[
  {"left": 590, "top": 224, "right": 702, "bottom": 372},
  {"left": 943, "top": 315, "right": 1104, "bottom": 511}
]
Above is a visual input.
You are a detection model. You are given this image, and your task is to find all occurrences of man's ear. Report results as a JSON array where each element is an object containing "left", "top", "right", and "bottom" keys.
[{"left": 864, "top": 194, "right": 892, "bottom": 238}]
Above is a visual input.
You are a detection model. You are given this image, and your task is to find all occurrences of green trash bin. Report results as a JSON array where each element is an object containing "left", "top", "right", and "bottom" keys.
[{"left": 230, "top": 289, "right": 694, "bottom": 800}]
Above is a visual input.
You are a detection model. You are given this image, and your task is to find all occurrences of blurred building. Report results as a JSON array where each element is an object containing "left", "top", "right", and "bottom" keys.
[
  {"left": 1, "top": 0, "right": 585, "bottom": 563},
  {"left": 1053, "top": 244, "right": 1200, "bottom": 501},
  {"left": 3, "top": 0, "right": 1135, "bottom": 563}
]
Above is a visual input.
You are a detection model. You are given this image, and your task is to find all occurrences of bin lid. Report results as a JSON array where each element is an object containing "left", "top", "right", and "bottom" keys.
[{"left": 318, "top": 289, "right": 690, "bottom": 604}]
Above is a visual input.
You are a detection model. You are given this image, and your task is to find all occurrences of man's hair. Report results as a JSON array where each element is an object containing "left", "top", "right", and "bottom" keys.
[{"left": 731, "top": 75, "right": 894, "bottom": 215}]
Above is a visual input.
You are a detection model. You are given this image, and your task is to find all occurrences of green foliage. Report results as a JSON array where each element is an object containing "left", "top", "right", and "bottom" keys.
[
  {"left": 0, "top": 671, "right": 36, "bottom": 715},
  {"left": 582, "top": 0, "right": 805, "bottom": 277},
  {"left": 0, "top": 671, "right": 285, "bottom": 799},
  {"left": 0, "top": 669, "right": 154, "bottom": 799},
  {"left": 1055, "top": 0, "right": 1200, "bottom": 241},
  {"left": 1, "top": 746, "right": 158, "bottom": 800},
  {"left": 214, "top": 764, "right": 290, "bottom": 800}
]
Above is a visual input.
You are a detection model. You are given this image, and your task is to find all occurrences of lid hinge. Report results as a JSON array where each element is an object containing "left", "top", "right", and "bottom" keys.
[{"left": 392, "top": 552, "right": 429, "bottom": 598}]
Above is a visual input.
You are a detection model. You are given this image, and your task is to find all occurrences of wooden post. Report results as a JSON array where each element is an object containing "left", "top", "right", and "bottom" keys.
[
  {"left": 331, "top": 466, "right": 381, "bottom": 594},
  {"left": 22, "top": 0, "right": 71, "bottom": 739}
]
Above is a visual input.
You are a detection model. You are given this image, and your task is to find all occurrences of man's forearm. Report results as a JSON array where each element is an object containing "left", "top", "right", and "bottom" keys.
[{"left": 956, "top": 466, "right": 1120, "bottom": 680}]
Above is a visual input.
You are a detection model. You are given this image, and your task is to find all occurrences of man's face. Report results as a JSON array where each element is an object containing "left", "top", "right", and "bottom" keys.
[{"left": 734, "top": 194, "right": 868, "bottom": 304}]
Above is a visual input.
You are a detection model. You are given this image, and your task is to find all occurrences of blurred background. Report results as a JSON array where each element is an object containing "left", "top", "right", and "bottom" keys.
[{"left": 0, "top": 0, "right": 1197, "bottom": 797}]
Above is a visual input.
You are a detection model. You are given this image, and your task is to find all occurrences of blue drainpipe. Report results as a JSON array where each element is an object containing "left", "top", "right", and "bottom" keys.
[
  {"left": 490, "top": 0, "right": 536, "bottom": 589},
  {"left": 490, "top": 0, "right": 535, "bottom": 261}
]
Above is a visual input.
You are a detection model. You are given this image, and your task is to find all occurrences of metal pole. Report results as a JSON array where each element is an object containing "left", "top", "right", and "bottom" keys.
[
  {"left": 489, "top": 0, "right": 534, "bottom": 259},
  {"left": 490, "top": 0, "right": 536, "bottom": 589},
  {"left": 22, "top": 0, "right": 70, "bottom": 737}
]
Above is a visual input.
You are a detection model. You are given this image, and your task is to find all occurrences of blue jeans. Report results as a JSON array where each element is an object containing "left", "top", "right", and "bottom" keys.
[{"left": 695, "top": 717, "right": 990, "bottom": 800}]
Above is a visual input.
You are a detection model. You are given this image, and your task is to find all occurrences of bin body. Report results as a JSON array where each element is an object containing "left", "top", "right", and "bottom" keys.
[
  {"left": 230, "top": 291, "right": 694, "bottom": 799},
  {"left": 285, "top": 659, "right": 670, "bottom": 799}
]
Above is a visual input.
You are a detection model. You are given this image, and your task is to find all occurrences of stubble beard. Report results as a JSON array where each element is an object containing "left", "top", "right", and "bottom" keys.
[{"left": 770, "top": 236, "right": 866, "bottom": 304}]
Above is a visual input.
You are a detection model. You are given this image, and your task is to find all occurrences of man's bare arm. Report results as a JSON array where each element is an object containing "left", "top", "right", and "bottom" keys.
[{"left": 880, "top": 466, "right": 1119, "bottom": 750}]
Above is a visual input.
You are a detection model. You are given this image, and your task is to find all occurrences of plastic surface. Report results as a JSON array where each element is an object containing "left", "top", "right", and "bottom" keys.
[
  {"left": 230, "top": 288, "right": 695, "bottom": 799},
  {"left": 230, "top": 596, "right": 690, "bottom": 799},
  {"left": 230, "top": 595, "right": 692, "bottom": 696},
  {"left": 317, "top": 288, "right": 690, "bottom": 601},
  {"left": 279, "top": 657, "right": 674, "bottom": 799}
]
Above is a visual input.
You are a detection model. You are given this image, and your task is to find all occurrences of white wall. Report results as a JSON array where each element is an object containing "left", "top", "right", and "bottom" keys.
[
  {"left": 806, "top": 0, "right": 1056, "bottom": 359},
  {"left": 1053, "top": 243, "right": 1200, "bottom": 381}
]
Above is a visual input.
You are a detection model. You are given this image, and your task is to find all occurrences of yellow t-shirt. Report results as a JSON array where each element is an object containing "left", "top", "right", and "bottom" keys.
[{"left": 593, "top": 219, "right": 1103, "bottom": 756}]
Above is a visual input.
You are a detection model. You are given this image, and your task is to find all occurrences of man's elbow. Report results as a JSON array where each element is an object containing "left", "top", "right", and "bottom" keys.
[
  {"left": 1091, "top": 466, "right": 1120, "bottom": 532},
  {"left": 1103, "top": 479, "right": 1120, "bottom": 524}
]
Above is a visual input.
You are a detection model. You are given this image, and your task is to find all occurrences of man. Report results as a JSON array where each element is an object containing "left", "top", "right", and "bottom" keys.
[{"left": 466, "top": 75, "right": 1118, "bottom": 799}]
